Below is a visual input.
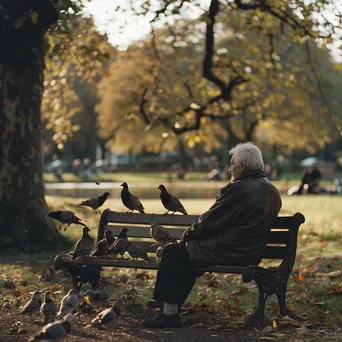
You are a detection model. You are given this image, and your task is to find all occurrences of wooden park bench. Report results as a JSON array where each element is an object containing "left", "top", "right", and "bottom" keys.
[{"left": 54, "top": 209, "right": 305, "bottom": 327}]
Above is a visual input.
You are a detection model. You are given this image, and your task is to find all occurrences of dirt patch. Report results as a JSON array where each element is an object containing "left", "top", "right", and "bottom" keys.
[{"left": 1, "top": 307, "right": 342, "bottom": 342}]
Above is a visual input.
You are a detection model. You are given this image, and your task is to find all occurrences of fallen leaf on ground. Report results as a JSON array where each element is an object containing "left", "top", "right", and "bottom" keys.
[
  {"left": 230, "top": 287, "right": 249, "bottom": 296},
  {"left": 207, "top": 325, "right": 222, "bottom": 330}
]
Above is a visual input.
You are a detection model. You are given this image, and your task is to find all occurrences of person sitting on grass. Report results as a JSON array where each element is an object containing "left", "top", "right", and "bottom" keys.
[{"left": 143, "top": 142, "right": 282, "bottom": 328}]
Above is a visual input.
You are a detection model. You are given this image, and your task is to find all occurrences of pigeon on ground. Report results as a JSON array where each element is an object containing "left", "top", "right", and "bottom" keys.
[
  {"left": 120, "top": 182, "right": 145, "bottom": 214},
  {"left": 57, "top": 289, "right": 79, "bottom": 317},
  {"left": 86, "top": 298, "right": 124, "bottom": 330},
  {"left": 108, "top": 227, "right": 130, "bottom": 259},
  {"left": 150, "top": 221, "right": 178, "bottom": 246},
  {"left": 28, "top": 313, "right": 74, "bottom": 341},
  {"left": 20, "top": 291, "right": 42, "bottom": 314},
  {"left": 46, "top": 211, "right": 86, "bottom": 231},
  {"left": 41, "top": 291, "right": 58, "bottom": 324},
  {"left": 93, "top": 230, "right": 116, "bottom": 257},
  {"left": 85, "top": 290, "right": 109, "bottom": 307},
  {"left": 80, "top": 192, "right": 110, "bottom": 213},
  {"left": 72, "top": 226, "right": 94, "bottom": 260},
  {"left": 127, "top": 243, "right": 150, "bottom": 262},
  {"left": 158, "top": 184, "right": 188, "bottom": 215}
]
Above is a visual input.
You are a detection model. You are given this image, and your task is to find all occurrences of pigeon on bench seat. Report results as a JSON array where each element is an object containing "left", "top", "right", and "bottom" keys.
[
  {"left": 121, "top": 182, "right": 145, "bottom": 213},
  {"left": 46, "top": 211, "right": 86, "bottom": 231},
  {"left": 107, "top": 227, "right": 130, "bottom": 259},
  {"left": 80, "top": 192, "right": 110, "bottom": 214},
  {"left": 150, "top": 222, "right": 178, "bottom": 246},
  {"left": 93, "top": 230, "right": 116, "bottom": 257},
  {"left": 72, "top": 227, "right": 93, "bottom": 259},
  {"left": 127, "top": 243, "right": 151, "bottom": 262},
  {"left": 150, "top": 221, "right": 178, "bottom": 261},
  {"left": 158, "top": 184, "right": 188, "bottom": 215}
]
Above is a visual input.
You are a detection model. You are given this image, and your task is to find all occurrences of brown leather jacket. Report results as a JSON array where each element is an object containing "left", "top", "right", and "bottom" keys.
[{"left": 182, "top": 169, "right": 282, "bottom": 266}]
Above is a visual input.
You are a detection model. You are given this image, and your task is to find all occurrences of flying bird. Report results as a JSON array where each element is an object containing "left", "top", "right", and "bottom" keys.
[
  {"left": 72, "top": 226, "right": 94, "bottom": 259},
  {"left": 150, "top": 221, "right": 178, "bottom": 247},
  {"left": 46, "top": 211, "right": 86, "bottom": 231},
  {"left": 158, "top": 184, "right": 188, "bottom": 215},
  {"left": 127, "top": 243, "right": 150, "bottom": 262},
  {"left": 108, "top": 227, "right": 130, "bottom": 259},
  {"left": 85, "top": 290, "right": 109, "bottom": 307},
  {"left": 121, "top": 182, "right": 145, "bottom": 214},
  {"left": 86, "top": 298, "right": 124, "bottom": 330},
  {"left": 80, "top": 192, "right": 110, "bottom": 213},
  {"left": 41, "top": 291, "right": 58, "bottom": 324},
  {"left": 20, "top": 291, "right": 41, "bottom": 314},
  {"left": 57, "top": 289, "right": 79, "bottom": 317},
  {"left": 28, "top": 313, "right": 74, "bottom": 342},
  {"left": 93, "top": 230, "right": 116, "bottom": 257}
]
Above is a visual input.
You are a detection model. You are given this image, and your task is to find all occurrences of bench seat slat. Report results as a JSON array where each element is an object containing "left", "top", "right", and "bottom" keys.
[{"left": 56, "top": 256, "right": 248, "bottom": 274}]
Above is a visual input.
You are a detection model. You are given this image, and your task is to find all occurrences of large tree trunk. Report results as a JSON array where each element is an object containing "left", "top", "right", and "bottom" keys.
[
  {"left": 177, "top": 137, "right": 188, "bottom": 171},
  {"left": 0, "top": 0, "right": 59, "bottom": 251}
]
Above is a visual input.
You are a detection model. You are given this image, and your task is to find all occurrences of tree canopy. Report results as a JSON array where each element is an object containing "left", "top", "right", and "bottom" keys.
[{"left": 96, "top": 3, "right": 342, "bottom": 154}]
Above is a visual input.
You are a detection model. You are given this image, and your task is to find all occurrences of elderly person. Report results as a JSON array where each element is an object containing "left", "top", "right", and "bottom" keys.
[{"left": 144, "top": 142, "right": 282, "bottom": 328}]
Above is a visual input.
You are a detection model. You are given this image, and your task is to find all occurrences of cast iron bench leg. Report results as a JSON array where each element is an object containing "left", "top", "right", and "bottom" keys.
[
  {"left": 245, "top": 280, "right": 268, "bottom": 327},
  {"left": 276, "top": 287, "right": 297, "bottom": 319}
]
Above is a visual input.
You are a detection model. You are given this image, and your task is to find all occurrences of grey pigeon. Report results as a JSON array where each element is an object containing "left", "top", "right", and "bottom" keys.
[
  {"left": 72, "top": 227, "right": 93, "bottom": 259},
  {"left": 108, "top": 227, "right": 130, "bottom": 259},
  {"left": 86, "top": 298, "right": 124, "bottom": 330},
  {"left": 20, "top": 291, "right": 41, "bottom": 314},
  {"left": 127, "top": 243, "right": 150, "bottom": 262},
  {"left": 46, "top": 211, "right": 86, "bottom": 231},
  {"left": 80, "top": 192, "right": 110, "bottom": 213},
  {"left": 150, "top": 222, "right": 178, "bottom": 247},
  {"left": 158, "top": 184, "right": 188, "bottom": 215},
  {"left": 28, "top": 313, "right": 74, "bottom": 341},
  {"left": 57, "top": 289, "right": 79, "bottom": 317},
  {"left": 93, "top": 230, "right": 116, "bottom": 257},
  {"left": 121, "top": 182, "right": 145, "bottom": 213},
  {"left": 41, "top": 291, "right": 58, "bottom": 324},
  {"left": 85, "top": 290, "right": 109, "bottom": 307}
]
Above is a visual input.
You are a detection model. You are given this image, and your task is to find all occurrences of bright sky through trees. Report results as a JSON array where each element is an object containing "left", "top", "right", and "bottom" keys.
[{"left": 85, "top": 0, "right": 341, "bottom": 60}]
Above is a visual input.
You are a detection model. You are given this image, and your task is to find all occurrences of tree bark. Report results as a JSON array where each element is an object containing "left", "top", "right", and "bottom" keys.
[{"left": 0, "top": 0, "right": 59, "bottom": 250}]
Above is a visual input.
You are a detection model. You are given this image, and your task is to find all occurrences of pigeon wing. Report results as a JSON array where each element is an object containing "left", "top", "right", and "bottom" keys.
[{"left": 129, "top": 195, "right": 144, "bottom": 210}]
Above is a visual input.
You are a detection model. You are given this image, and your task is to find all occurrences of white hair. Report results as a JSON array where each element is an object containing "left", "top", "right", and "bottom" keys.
[{"left": 229, "top": 142, "right": 264, "bottom": 170}]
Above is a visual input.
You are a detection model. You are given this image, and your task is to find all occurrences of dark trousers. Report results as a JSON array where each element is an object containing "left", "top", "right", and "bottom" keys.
[{"left": 153, "top": 243, "right": 205, "bottom": 306}]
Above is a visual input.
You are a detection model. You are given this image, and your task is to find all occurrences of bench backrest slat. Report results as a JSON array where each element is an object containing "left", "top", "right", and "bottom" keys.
[{"left": 105, "top": 211, "right": 197, "bottom": 226}]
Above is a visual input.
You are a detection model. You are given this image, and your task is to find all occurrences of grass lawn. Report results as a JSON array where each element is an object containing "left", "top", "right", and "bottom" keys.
[{"left": 0, "top": 195, "right": 342, "bottom": 340}]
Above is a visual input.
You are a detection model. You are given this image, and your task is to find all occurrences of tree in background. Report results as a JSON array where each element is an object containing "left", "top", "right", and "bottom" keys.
[
  {"left": 96, "top": 4, "right": 342, "bottom": 165},
  {"left": 0, "top": 1, "right": 113, "bottom": 250}
]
